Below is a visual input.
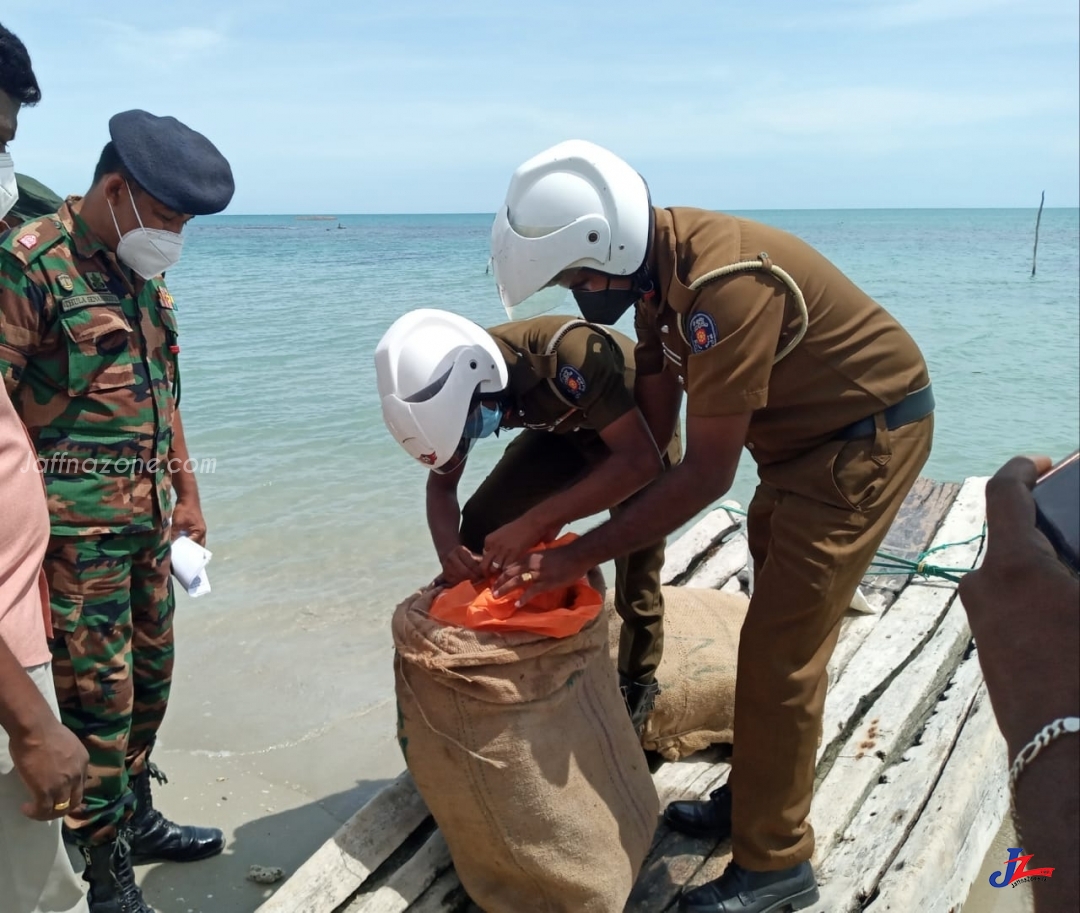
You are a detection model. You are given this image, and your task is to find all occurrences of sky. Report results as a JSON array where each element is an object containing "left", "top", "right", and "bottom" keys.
[{"left": 4, "top": 0, "right": 1078, "bottom": 214}]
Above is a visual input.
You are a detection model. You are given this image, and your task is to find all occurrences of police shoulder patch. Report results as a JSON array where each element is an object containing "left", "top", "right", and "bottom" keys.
[
  {"left": 688, "top": 311, "right": 719, "bottom": 353},
  {"left": 557, "top": 365, "right": 587, "bottom": 400}
]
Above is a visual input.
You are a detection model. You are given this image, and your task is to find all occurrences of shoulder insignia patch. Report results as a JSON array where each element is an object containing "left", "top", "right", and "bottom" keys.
[
  {"left": 157, "top": 287, "right": 175, "bottom": 309},
  {"left": 57, "top": 275, "right": 74, "bottom": 292},
  {"left": 557, "top": 365, "right": 587, "bottom": 400},
  {"left": 17, "top": 233, "right": 38, "bottom": 250},
  {"left": 688, "top": 312, "right": 719, "bottom": 353},
  {"left": 87, "top": 272, "right": 108, "bottom": 291}
]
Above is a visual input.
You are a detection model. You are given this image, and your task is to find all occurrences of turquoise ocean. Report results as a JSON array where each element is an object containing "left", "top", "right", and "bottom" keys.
[{"left": 163, "top": 208, "right": 1080, "bottom": 630}]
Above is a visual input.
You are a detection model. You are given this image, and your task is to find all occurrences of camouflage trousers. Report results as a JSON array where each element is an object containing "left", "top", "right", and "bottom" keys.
[
  {"left": 43, "top": 528, "right": 174, "bottom": 847},
  {"left": 459, "top": 428, "right": 669, "bottom": 683}
]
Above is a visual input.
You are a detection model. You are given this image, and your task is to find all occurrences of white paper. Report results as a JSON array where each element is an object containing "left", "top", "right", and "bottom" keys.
[{"left": 171, "top": 535, "right": 213, "bottom": 598}]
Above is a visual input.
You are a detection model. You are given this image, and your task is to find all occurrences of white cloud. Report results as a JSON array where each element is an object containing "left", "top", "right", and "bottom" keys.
[{"left": 90, "top": 20, "right": 227, "bottom": 63}]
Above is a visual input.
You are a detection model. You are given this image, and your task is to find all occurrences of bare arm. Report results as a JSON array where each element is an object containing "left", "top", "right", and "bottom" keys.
[
  {"left": 493, "top": 410, "right": 751, "bottom": 599},
  {"left": 426, "top": 460, "right": 482, "bottom": 585},
  {"left": 479, "top": 408, "right": 665, "bottom": 574},
  {"left": 0, "top": 638, "right": 88, "bottom": 820},
  {"left": 634, "top": 370, "right": 683, "bottom": 456}
]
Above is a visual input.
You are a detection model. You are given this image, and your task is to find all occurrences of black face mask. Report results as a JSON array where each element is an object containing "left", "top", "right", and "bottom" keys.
[{"left": 572, "top": 274, "right": 652, "bottom": 325}]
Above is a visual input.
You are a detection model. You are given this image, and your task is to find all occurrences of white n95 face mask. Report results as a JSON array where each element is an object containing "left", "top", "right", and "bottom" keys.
[
  {"left": 0, "top": 153, "right": 20, "bottom": 221},
  {"left": 109, "top": 181, "right": 184, "bottom": 279}
]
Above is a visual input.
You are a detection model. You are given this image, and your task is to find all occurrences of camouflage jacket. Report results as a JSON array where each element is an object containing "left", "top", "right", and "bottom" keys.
[{"left": 0, "top": 197, "right": 180, "bottom": 536}]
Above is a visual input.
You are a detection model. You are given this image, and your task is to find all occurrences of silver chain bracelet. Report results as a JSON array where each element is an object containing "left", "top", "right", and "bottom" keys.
[{"left": 1010, "top": 716, "right": 1080, "bottom": 794}]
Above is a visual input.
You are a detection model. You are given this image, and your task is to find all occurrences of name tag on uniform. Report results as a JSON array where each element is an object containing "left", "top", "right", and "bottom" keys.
[{"left": 60, "top": 293, "right": 122, "bottom": 312}]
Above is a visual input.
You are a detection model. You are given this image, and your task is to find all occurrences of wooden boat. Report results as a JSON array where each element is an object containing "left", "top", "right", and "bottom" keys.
[{"left": 255, "top": 475, "right": 1006, "bottom": 913}]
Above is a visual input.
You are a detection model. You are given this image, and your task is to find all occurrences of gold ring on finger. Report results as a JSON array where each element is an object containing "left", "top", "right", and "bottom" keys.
[
  {"left": 521, "top": 572, "right": 534, "bottom": 584},
  {"left": 53, "top": 799, "right": 70, "bottom": 811}
]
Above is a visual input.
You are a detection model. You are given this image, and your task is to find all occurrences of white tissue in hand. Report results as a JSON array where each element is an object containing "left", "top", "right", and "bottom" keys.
[{"left": 171, "top": 535, "right": 212, "bottom": 597}]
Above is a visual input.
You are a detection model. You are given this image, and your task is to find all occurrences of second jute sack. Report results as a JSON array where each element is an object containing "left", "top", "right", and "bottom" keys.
[{"left": 610, "top": 585, "right": 750, "bottom": 761}]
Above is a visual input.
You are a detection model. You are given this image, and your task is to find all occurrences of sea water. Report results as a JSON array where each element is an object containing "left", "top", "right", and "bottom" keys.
[{"left": 164, "top": 208, "right": 1080, "bottom": 630}]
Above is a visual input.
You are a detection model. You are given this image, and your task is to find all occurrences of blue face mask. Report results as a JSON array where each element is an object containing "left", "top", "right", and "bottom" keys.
[{"left": 463, "top": 402, "right": 503, "bottom": 441}]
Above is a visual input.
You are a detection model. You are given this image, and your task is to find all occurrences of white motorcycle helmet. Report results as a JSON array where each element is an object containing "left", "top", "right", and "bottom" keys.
[
  {"left": 375, "top": 309, "right": 510, "bottom": 473},
  {"left": 490, "top": 139, "right": 652, "bottom": 321}
]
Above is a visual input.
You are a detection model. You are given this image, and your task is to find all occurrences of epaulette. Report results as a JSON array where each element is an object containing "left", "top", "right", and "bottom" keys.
[{"left": 0, "top": 215, "right": 68, "bottom": 266}]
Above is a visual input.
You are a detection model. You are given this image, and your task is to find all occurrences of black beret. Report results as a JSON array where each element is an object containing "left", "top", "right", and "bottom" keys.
[{"left": 108, "top": 109, "right": 235, "bottom": 216}]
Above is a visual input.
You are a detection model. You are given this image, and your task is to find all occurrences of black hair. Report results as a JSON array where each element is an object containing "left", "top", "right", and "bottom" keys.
[
  {"left": 92, "top": 141, "right": 135, "bottom": 185},
  {"left": 0, "top": 23, "right": 42, "bottom": 105}
]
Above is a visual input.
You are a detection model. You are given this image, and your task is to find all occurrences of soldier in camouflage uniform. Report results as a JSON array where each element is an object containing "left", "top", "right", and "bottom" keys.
[
  {"left": 376, "top": 310, "right": 680, "bottom": 729},
  {"left": 0, "top": 109, "right": 234, "bottom": 913}
]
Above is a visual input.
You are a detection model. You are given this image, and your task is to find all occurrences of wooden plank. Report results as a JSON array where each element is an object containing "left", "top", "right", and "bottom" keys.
[
  {"left": 683, "top": 533, "right": 748, "bottom": 590},
  {"left": 662, "top": 502, "right": 743, "bottom": 586},
  {"left": 868, "top": 679, "right": 1009, "bottom": 910},
  {"left": 257, "top": 771, "right": 431, "bottom": 913},
  {"left": 860, "top": 478, "right": 961, "bottom": 601},
  {"left": 807, "top": 653, "right": 987, "bottom": 912},
  {"left": 406, "top": 869, "right": 468, "bottom": 913},
  {"left": 345, "top": 833, "right": 454, "bottom": 913},
  {"left": 625, "top": 766, "right": 731, "bottom": 913},
  {"left": 810, "top": 600, "right": 972, "bottom": 859},
  {"left": 817, "top": 478, "right": 987, "bottom": 775},
  {"left": 651, "top": 747, "right": 729, "bottom": 805},
  {"left": 827, "top": 479, "right": 962, "bottom": 684},
  {"left": 719, "top": 575, "right": 744, "bottom": 596}
]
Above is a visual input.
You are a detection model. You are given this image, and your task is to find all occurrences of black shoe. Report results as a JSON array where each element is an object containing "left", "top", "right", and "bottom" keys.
[
  {"left": 664, "top": 783, "right": 733, "bottom": 840},
  {"left": 81, "top": 835, "right": 157, "bottom": 913},
  {"left": 679, "top": 861, "right": 819, "bottom": 913},
  {"left": 619, "top": 674, "right": 661, "bottom": 735},
  {"left": 127, "top": 760, "right": 225, "bottom": 865}
]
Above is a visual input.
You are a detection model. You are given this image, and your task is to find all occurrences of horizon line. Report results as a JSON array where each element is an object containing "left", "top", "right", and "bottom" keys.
[{"left": 214, "top": 205, "right": 1080, "bottom": 217}]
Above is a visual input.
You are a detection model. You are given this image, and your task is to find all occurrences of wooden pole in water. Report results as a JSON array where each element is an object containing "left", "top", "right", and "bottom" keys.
[{"left": 1031, "top": 190, "right": 1045, "bottom": 277}]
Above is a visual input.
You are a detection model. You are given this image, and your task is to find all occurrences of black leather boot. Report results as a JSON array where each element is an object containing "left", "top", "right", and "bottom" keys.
[
  {"left": 127, "top": 759, "right": 225, "bottom": 865},
  {"left": 81, "top": 835, "right": 157, "bottom": 913},
  {"left": 663, "top": 783, "right": 733, "bottom": 840},
  {"left": 619, "top": 673, "right": 661, "bottom": 735},
  {"left": 679, "top": 860, "right": 820, "bottom": 913}
]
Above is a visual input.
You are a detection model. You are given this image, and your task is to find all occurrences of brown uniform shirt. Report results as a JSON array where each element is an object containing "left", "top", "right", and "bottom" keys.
[
  {"left": 635, "top": 207, "right": 930, "bottom": 465},
  {"left": 488, "top": 316, "right": 637, "bottom": 435}
]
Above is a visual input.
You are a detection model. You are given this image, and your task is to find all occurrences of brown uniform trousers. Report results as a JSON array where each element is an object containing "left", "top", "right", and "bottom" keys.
[
  {"left": 729, "top": 414, "right": 933, "bottom": 870},
  {"left": 460, "top": 428, "right": 670, "bottom": 683}
]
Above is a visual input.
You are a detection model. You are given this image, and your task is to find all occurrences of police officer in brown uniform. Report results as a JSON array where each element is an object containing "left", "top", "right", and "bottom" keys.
[
  {"left": 375, "top": 309, "right": 679, "bottom": 725},
  {"left": 489, "top": 141, "right": 934, "bottom": 913}
]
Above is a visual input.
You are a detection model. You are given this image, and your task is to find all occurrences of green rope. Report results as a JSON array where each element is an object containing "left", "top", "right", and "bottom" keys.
[{"left": 716, "top": 505, "right": 986, "bottom": 584}]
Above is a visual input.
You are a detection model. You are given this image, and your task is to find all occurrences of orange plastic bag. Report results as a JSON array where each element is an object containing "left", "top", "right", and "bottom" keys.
[{"left": 430, "top": 535, "right": 603, "bottom": 638}]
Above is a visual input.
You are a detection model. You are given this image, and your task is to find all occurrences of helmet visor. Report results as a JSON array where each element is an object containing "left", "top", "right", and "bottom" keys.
[
  {"left": 500, "top": 284, "right": 576, "bottom": 322},
  {"left": 431, "top": 400, "right": 503, "bottom": 475}
]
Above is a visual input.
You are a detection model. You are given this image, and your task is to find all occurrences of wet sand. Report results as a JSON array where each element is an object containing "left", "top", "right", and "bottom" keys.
[{"left": 129, "top": 589, "right": 411, "bottom": 913}]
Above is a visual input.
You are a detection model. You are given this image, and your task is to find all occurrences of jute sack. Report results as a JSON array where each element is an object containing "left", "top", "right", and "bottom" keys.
[
  {"left": 394, "top": 586, "right": 659, "bottom": 913},
  {"left": 610, "top": 586, "right": 750, "bottom": 761}
]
